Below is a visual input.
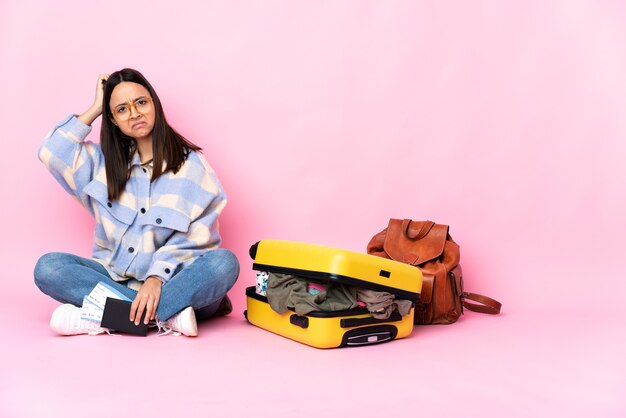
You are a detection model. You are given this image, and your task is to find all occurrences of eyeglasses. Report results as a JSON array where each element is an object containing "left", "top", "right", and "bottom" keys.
[{"left": 112, "top": 97, "right": 153, "bottom": 121}]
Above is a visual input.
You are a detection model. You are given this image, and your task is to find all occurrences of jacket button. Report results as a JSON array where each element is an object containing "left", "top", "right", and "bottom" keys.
[
  {"left": 107, "top": 202, "right": 112, "bottom": 208},
  {"left": 156, "top": 218, "right": 162, "bottom": 224},
  {"left": 164, "top": 268, "right": 171, "bottom": 274},
  {"left": 140, "top": 208, "right": 146, "bottom": 214},
  {"left": 128, "top": 247, "right": 135, "bottom": 253},
  {"left": 142, "top": 168, "right": 147, "bottom": 173}
]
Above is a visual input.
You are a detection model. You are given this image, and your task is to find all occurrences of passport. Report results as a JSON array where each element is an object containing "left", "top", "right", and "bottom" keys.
[{"left": 100, "top": 298, "right": 148, "bottom": 336}]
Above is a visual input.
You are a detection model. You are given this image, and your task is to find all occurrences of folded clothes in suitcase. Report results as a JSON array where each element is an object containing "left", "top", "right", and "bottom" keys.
[{"left": 244, "top": 239, "right": 423, "bottom": 348}]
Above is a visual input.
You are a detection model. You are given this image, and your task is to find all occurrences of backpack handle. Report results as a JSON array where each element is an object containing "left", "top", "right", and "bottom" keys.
[
  {"left": 402, "top": 219, "right": 435, "bottom": 240},
  {"left": 462, "top": 292, "right": 502, "bottom": 315}
]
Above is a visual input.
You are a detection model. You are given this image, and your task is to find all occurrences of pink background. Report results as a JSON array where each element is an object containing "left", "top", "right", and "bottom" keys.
[{"left": 1, "top": 1, "right": 624, "bottom": 417}]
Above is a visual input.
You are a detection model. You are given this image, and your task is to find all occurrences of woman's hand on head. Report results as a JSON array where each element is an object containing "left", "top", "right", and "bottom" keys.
[
  {"left": 92, "top": 73, "right": 109, "bottom": 112},
  {"left": 78, "top": 73, "right": 110, "bottom": 126},
  {"left": 130, "top": 275, "right": 163, "bottom": 326}
]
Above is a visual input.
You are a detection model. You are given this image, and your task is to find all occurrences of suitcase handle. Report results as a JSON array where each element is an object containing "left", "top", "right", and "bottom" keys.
[
  {"left": 340, "top": 312, "right": 402, "bottom": 328},
  {"left": 290, "top": 314, "right": 309, "bottom": 328},
  {"left": 341, "top": 325, "right": 398, "bottom": 346},
  {"left": 249, "top": 242, "right": 260, "bottom": 260}
]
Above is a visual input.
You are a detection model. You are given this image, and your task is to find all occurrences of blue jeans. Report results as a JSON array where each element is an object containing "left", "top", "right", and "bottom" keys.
[{"left": 34, "top": 249, "right": 239, "bottom": 321}]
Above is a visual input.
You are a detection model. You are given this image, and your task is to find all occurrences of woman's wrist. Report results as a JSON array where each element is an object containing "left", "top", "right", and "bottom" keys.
[
  {"left": 147, "top": 275, "right": 164, "bottom": 284},
  {"left": 77, "top": 103, "right": 103, "bottom": 126}
]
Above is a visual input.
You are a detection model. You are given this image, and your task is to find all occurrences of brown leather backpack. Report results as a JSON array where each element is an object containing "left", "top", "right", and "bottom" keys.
[{"left": 367, "top": 219, "right": 501, "bottom": 325}]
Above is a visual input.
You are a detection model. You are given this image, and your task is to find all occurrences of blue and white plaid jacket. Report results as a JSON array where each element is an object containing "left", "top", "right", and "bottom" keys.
[{"left": 39, "top": 115, "right": 227, "bottom": 283}]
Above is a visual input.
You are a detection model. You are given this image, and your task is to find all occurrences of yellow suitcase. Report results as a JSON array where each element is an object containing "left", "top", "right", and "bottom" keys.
[{"left": 245, "top": 240, "right": 423, "bottom": 348}]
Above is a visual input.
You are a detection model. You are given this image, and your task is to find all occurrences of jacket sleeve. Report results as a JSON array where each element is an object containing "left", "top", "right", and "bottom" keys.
[
  {"left": 38, "top": 115, "right": 101, "bottom": 211},
  {"left": 142, "top": 157, "right": 227, "bottom": 283}
]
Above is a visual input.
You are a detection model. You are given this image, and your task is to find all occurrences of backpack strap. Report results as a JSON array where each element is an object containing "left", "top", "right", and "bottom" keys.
[
  {"left": 402, "top": 219, "right": 435, "bottom": 240},
  {"left": 462, "top": 292, "right": 502, "bottom": 315}
]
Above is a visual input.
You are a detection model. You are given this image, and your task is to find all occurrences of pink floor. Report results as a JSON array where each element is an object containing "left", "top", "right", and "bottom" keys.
[{"left": 2, "top": 280, "right": 623, "bottom": 418}]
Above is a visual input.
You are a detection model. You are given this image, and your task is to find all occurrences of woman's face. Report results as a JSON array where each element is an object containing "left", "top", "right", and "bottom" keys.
[{"left": 109, "top": 81, "right": 156, "bottom": 140}]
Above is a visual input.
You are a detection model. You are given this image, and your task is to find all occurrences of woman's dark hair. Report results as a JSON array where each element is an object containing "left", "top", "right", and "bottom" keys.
[{"left": 101, "top": 68, "right": 201, "bottom": 200}]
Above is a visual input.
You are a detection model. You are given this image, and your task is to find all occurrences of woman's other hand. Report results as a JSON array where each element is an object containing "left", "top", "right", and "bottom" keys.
[{"left": 130, "top": 275, "right": 163, "bottom": 325}]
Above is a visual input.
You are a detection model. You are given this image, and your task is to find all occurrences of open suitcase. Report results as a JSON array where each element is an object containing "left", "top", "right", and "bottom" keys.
[{"left": 244, "top": 240, "right": 423, "bottom": 348}]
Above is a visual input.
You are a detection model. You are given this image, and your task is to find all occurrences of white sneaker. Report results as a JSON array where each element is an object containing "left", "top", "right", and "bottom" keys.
[
  {"left": 50, "top": 304, "right": 107, "bottom": 336},
  {"left": 156, "top": 306, "right": 198, "bottom": 337}
]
